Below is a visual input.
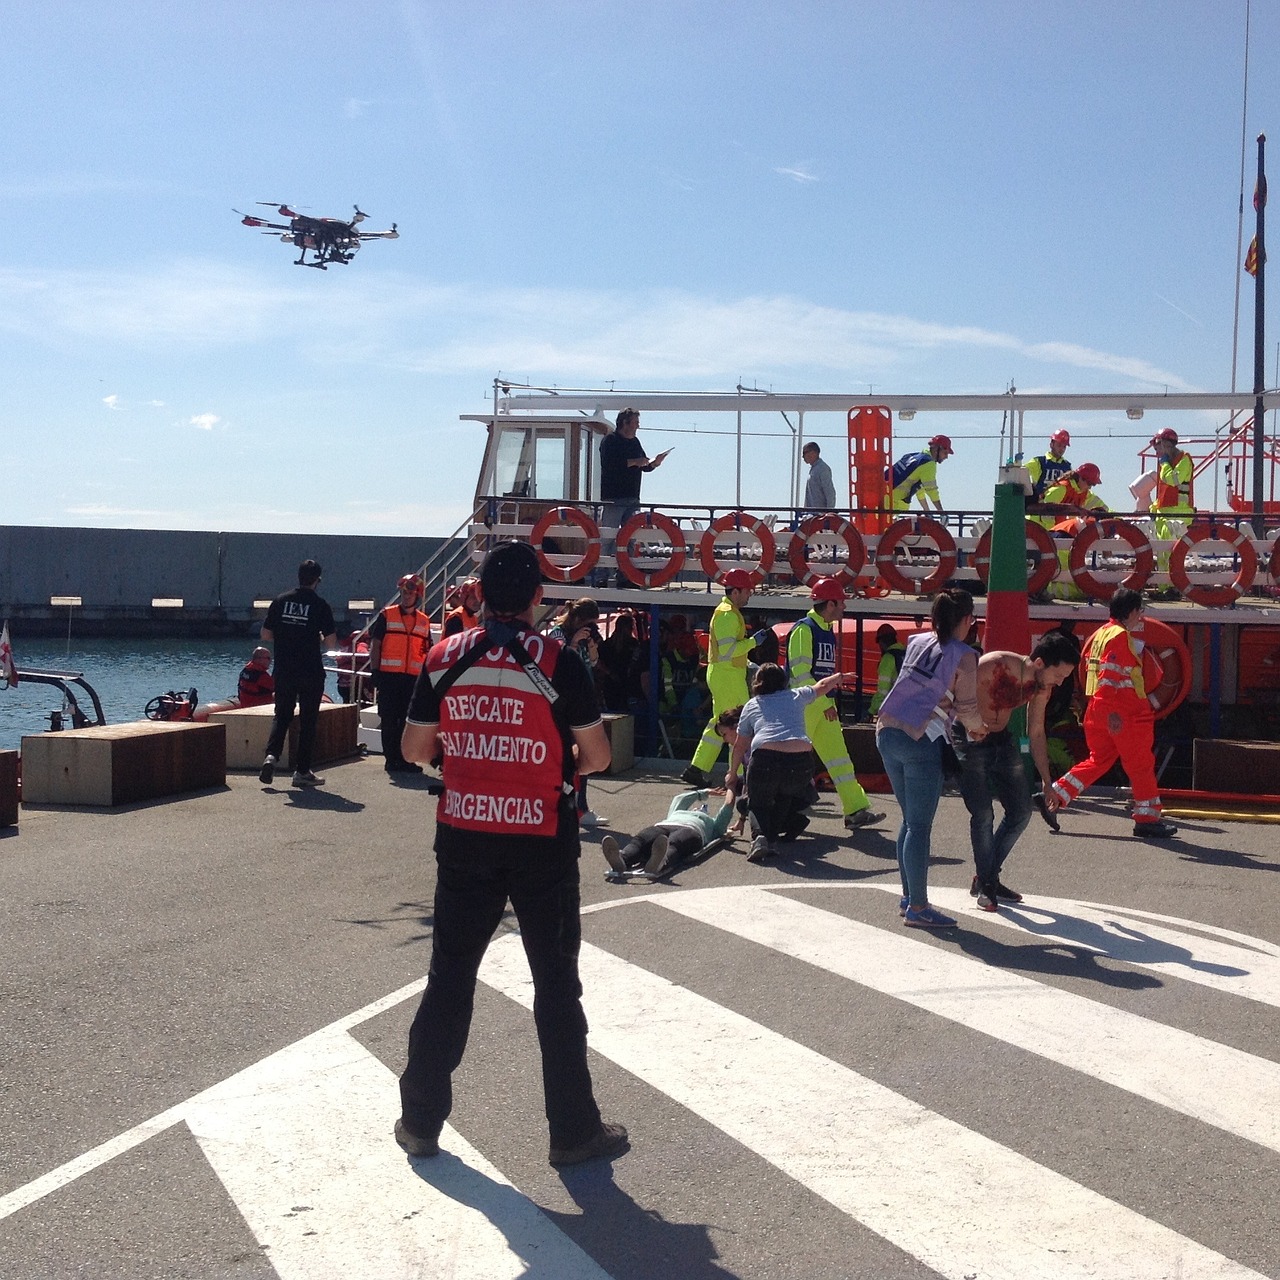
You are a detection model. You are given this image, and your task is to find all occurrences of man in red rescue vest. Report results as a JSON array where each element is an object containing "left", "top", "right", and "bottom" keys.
[
  {"left": 369, "top": 574, "right": 435, "bottom": 775},
  {"left": 1049, "top": 586, "right": 1177, "bottom": 839},
  {"left": 395, "top": 540, "right": 627, "bottom": 1167}
]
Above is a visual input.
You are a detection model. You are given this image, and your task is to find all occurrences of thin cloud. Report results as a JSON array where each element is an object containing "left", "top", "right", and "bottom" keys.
[
  {"left": 102, "top": 394, "right": 122, "bottom": 410},
  {"left": 189, "top": 413, "right": 220, "bottom": 431},
  {"left": 344, "top": 97, "right": 373, "bottom": 118},
  {"left": 775, "top": 165, "right": 818, "bottom": 183}
]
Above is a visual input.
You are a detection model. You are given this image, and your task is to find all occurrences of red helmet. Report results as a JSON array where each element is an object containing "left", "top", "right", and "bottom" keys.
[
  {"left": 929, "top": 434, "right": 953, "bottom": 452},
  {"left": 1153, "top": 428, "right": 1179, "bottom": 445},
  {"left": 810, "top": 576, "right": 846, "bottom": 603},
  {"left": 461, "top": 576, "right": 483, "bottom": 607},
  {"left": 398, "top": 573, "right": 424, "bottom": 597},
  {"left": 1076, "top": 463, "right": 1101, "bottom": 486},
  {"left": 1050, "top": 429, "right": 1070, "bottom": 447},
  {"left": 721, "top": 568, "right": 755, "bottom": 591}
]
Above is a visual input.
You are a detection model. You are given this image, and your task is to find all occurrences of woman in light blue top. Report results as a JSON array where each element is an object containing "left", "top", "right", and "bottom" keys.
[
  {"left": 875, "top": 590, "right": 986, "bottom": 928},
  {"left": 727, "top": 662, "right": 851, "bottom": 863}
]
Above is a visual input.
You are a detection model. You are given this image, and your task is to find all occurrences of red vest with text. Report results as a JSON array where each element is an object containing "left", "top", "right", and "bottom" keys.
[
  {"left": 379, "top": 604, "right": 433, "bottom": 677},
  {"left": 429, "top": 628, "right": 570, "bottom": 838}
]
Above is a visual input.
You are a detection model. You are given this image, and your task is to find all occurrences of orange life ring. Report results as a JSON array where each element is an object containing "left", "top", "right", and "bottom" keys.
[
  {"left": 1080, "top": 617, "right": 1191, "bottom": 721},
  {"left": 1167, "top": 521, "right": 1258, "bottom": 607},
  {"left": 786, "top": 515, "right": 866, "bottom": 586},
  {"left": 873, "top": 517, "right": 958, "bottom": 595},
  {"left": 1270, "top": 537, "right": 1280, "bottom": 585},
  {"left": 1067, "top": 519, "right": 1153, "bottom": 600},
  {"left": 699, "top": 511, "right": 777, "bottom": 586},
  {"left": 616, "top": 511, "right": 687, "bottom": 587},
  {"left": 529, "top": 506, "right": 600, "bottom": 583},
  {"left": 972, "top": 521, "right": 1058, "bottom": 596}
]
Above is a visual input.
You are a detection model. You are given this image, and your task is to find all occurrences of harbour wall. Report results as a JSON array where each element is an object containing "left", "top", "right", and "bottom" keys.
[{"left": 0, "top": 526, "right": 464, "bottom": 637}]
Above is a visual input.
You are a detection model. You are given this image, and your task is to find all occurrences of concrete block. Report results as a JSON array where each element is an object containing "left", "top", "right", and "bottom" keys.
[
  {"left": 212, "top": 702, "right": 359, "bottom": 770},
  {"left": 1192, "top": 738, "right": 1280, "bottom": 795},
  {"left": 603, "top": 714, "right": 635, "bottom": 773},
  {"left": 21, "top": 722, "right": 225, "bottom": 807}
]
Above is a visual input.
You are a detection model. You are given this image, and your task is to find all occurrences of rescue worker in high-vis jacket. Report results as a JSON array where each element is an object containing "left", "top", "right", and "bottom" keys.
[
  {"left": 1025, "top": 429, "right": 1072, "bottom": 502},
  {"left": 786, "top": 577, "right": 883, "bottom": 830},
  {"left": 1043, "top": 463, "right": 1108, "bottom": 533},
  {"left": 682, "top": 568, "right": 768, "bottom": 786},
  {"left": 887, "top": 435, "right": 952, "bottom": 512},
  {"left": 1149, "top": 426, "right": 1195, "bottom": 557},
  {"left": 441, "top": 577, "right": 482, "bottom": 638},
  {"left": 868, "top": 623, "right": 906, "bottom": 718},
  {"left": 1049, "top": 587, "right": 1177, "bottom": 840},
  {"left": 369, "top": 574, "right": 434, "bottom": 774}
]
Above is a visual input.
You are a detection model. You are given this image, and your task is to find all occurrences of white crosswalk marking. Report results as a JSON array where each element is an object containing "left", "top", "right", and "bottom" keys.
[
  {"left": 186, "top": 1026, "right": 610, "bottom": 1280},
  {"left": 480, "top": 927, "right": 1268, "bottom": 1280},
  {"left": 656, "top": 885, "right": 1280, "bottom": 1154}
]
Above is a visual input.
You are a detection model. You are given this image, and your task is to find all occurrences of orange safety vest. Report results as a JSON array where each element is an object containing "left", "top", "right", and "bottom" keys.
[
  {"left": 378, "top": 604, "right": 433, "bottom": 676},
  {"left": 1083, "top": 623, "right": 1163, "bottom": 706},
  {"left": 442, "top": 605, "right": 479, "bottom": 637},
  {"left": 429, "top": 628, "right": 572, "bottom": 838},
  {"left": 1153, "top": 450, "right": 1194, "bottom": 512}
]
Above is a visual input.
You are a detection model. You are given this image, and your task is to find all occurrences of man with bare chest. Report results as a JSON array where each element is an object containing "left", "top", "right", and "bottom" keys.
[{"left": 950, "top": 631, "right": 1079, "bottom": 910}]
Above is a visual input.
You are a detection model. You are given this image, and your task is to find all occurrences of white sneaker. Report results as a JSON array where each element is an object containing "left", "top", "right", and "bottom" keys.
[{"left": 579, "top": 810, "right": 606, "bottom": 828}]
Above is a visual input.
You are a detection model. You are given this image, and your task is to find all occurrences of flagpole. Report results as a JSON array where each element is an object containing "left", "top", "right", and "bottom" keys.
[{"left": 1253, "top": 133, "right": 1267, "bottom": 534}]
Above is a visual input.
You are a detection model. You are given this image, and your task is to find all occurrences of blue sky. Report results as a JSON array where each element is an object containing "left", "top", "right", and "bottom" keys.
[{"left": 2, "top": 1, "right": 1277, "bottom": 536}]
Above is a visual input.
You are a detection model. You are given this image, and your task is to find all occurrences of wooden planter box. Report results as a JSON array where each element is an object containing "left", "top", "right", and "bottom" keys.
[{"left": 210, "top": 702, "right": 359, "bottom": 771}]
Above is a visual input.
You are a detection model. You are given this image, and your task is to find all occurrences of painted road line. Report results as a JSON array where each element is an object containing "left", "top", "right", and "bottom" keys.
[
  {"left": 658, "top": 886, "right": 1280, "bottom": 1155},
  {"left": 479, "top": 932, "right": 1266, "bottom": 1280},
  {"left": 186, "top": 1026, "right": 610, "bottom": 1280},
  {"left": 0, "top": 975, "right": 432, "bottom": 1223},
  {"left": 860, "top": 883, "right": 1280, "bottom": 1009}
]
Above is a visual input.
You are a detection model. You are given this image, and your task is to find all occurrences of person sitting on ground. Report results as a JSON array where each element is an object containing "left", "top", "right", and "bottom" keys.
[
  {"left": 601, "top": 788, "right": 736, "bottom": 878},
  {"left": 726, "top": 662, "right": 855, "bottom": 864},
  {"left": 237, "top": 646, "right": 275, "bottom": 707}
]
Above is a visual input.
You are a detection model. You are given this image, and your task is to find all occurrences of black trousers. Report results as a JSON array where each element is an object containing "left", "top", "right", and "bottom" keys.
[
  {"left": 747, "top": 749, "right": 815, "bottom": 840},
  {"left": 620, "top": 824, "right": 703, "bottom": 868},
  {"left": 265, "top": 673, "right": 324, "bottom": 774},
  {"left": 376, "top": 673, "right": 416, "bottom": 767},
  {"left": 399, "top": 848, "right": 602, "bottom": 1149}
]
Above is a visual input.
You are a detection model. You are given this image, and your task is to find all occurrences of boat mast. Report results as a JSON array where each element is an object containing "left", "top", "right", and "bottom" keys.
[{"left": 1252, "top": 133, "right": 1267, "bottom": 534}]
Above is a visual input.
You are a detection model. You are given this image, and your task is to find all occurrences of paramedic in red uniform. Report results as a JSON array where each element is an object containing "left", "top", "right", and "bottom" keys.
[
  {"left": 394, "top": 540, "right": 628, "bottom": 1167},
  {"left": 1049, "top": 587, "right": 1177, "bottom": 840},
  {"left": 368, "top": 573, "right": 434, "bottom": 774}
]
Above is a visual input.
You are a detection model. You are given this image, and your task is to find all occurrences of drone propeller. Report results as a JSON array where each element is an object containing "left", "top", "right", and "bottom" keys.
[
  {"left": 256, "top": 201, "right": 301, "bottom": 219},
  {"left": 351, "top": 205, "right": 368, "bottom": 224}
]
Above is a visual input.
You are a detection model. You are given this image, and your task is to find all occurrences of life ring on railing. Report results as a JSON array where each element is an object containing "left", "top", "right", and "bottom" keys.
[
  {"left": 529, "top": 506, "right": 600, "bottom": 583},
  {"left": 1081, "top": 617, "right": 1191, "bottom": 720},
  {"left": 1067, "top": 519, "right": 1153, "bottom": 600},
  {"left": 1168, "top": 521, "right": 1258, "bottom": 607},
  {"left": 786, "top": 515, "right": 866, "bottom": 586},
  {"left": 972, "top": 521, "right": 1058, "bottom": 596},
  {"left": 699, "top": 511, "right": 776, "bottom": 586},
  {"left": 616, "top": 510, "right": 687, "bottom": 588},
  {"left": 1269, "top": 537, "right": 1280, "bottom": 586},
  {"left": 873, "top": 517, "right": 958, "bottom": 595}
]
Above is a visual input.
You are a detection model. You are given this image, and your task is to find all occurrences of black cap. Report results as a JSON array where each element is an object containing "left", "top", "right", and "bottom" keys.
[{"left": 479, "top": 541, "right": 541, "bottom": 615}]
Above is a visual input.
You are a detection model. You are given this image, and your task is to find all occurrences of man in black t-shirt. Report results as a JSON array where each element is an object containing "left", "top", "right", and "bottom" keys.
[
  {"left": 259, "top": 559, "right": 336, "bottom": 788},
  {"left": 394, "top": 540, "right": 628, "bottom": 1169},
  {"left": 597, "top": 407, "right": 670, "bottom": 585}
]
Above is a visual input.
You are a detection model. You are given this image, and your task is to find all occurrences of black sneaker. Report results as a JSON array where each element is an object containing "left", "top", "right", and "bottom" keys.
[
  {"left": 549, "top": 1121, "right": 629, "bottom": 1167},
  {"left": 292, "top": 770, "right": 324, "bottom": 788},
  {"left": 779, "top": 814, "right": 810, "bottom": 842},
  {"left": 680, "top": 765, "right": 708, "bottom": 788},
  {"left": 394, "top": 1118, "right": 440, "bottom": 1158},
  {"left": 747, "top": 835, "right": 773, "bottom": 863},
  {"left": 1134, "top": 819, "right": 1178, "bottom": 839},
  {"left": 993, "top": 880, "right": 1023, "bottom": 902},
  {"left": 258, "top": 754, "right": 276, "bottom": 784},
  {"left": 975, "top": 885, "right": 999, "bottom": 912},
  {"left": 1033, "top": 791, "right": 1061, "bottom": 832}
]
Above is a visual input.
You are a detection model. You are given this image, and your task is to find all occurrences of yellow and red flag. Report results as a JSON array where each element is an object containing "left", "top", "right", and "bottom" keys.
[{"left": 1245, "top": 236, "right": 1265, "bottom": 277}]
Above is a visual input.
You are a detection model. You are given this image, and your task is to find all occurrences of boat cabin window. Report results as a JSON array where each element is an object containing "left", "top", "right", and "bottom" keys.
[{"left": 483, "top": 419, "right": 603, "bottom": 503}]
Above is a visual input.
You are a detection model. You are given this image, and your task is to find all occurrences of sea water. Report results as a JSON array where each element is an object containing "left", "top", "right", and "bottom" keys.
[{"left": 0, "top": 638, "right": 290, "bottom": 753}]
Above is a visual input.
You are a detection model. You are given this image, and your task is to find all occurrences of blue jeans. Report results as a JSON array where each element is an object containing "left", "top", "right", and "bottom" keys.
[
  {"left": 951, "top": 727, "right": 1032, "bottom": 889},
  {"left": 875, "top": 727, "right": 944, "bottom": 908}
]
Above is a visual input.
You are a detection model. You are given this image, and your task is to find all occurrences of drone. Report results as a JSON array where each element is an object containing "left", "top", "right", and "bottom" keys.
[{"left": 235, "top": 203, "right": 399, "bottom": 269}]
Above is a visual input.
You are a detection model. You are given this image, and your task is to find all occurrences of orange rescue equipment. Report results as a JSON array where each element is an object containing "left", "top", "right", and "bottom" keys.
[
  {"left": 1167, "top": 521, "right": 1258, "bottom": 608},
  {"left": 973, "top": 521, "right": 1057, "bottom": 596},
  {"left": 849, "top": 405, "right": 893, "bottom": 535},
  {"left": 873, "top": 517, "right": 958, "bottom": 595},
  {"left": 1067, "top": 519, "right": 1154, "bottom": 600},
  {"left": 616, "top": 511, "right": 687, "bottom": 587},
  {"left": 787, "top": 514, "right": 866, "bottom": 587},
  {"left": 379, "top": 604, "right": 433, "bottom": 677},
  {"left": 699, "top": 511, "right": 776, "bottom": 587},
  {"left": 1078, "top": 617, "right": 1190, "bottom": 720},
  {"left": 529, "top": 505, "right": 601, "bottom": 584}
]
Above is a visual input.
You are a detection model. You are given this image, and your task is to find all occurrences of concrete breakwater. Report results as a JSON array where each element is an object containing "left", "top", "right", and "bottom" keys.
[{"left": 0, "top": 525, "right": 461, "bottom": 638}]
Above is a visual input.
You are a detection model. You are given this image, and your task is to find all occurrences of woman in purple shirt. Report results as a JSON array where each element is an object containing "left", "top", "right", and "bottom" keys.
[{"left": 875, "top": 590, "right": 987, "bottom": 928}]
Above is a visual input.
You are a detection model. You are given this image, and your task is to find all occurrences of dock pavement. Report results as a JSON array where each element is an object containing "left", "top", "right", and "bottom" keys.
[{"left": 3, "top": 756, "right": 1280, "bottom": 1279}]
